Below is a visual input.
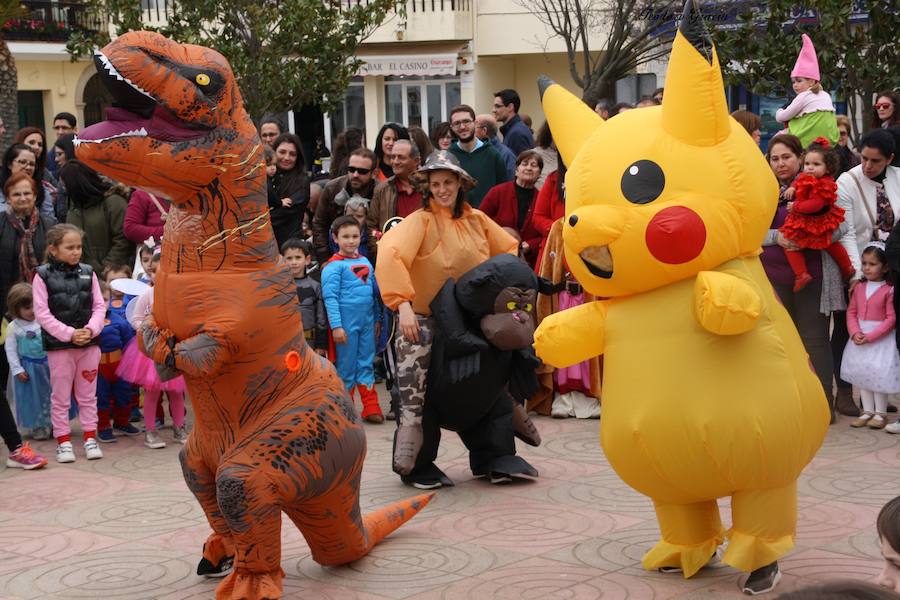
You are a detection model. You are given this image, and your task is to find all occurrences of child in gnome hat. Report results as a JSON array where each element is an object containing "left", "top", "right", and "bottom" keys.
[{"left": 774, "top": 34, "right": 840, "bottom": 147}]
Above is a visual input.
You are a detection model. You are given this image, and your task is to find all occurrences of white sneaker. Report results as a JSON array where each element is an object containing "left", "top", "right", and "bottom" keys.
[
  {"left": 885, "top": 420, "right": 900, "bottom": 434},
  {"left": 56, "top": 441, "right": 76, "bottom": 463},
  {"left": 84, "top": 437, "right": 103, "bottom": 460},
  {"left": 144, "top": 430, "right": 166, "bottom": 449}
]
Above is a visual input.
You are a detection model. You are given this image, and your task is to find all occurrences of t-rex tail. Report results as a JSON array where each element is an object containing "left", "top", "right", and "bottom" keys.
[{"left": 362, "top": 492, "right": 435, "bottom": 552}]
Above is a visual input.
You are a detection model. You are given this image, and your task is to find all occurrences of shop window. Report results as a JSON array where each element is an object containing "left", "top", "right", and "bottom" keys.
[
  {"left": 615, "top": 74, "right": 658, "bottom": 105},
  {"left": 384, "top": 77, "right": 461, "bottom": 135},
  {"left": 330, "top": 82, "right": 366, "bottom": 140}
]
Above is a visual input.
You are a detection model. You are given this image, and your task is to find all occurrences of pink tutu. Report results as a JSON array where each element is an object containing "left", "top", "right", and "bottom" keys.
[
  {"left": 116, "top": 338, "right": 187, "bottom": 392},
  {"left": 553, "top": 290, "right": 591, "bottom": 394}
]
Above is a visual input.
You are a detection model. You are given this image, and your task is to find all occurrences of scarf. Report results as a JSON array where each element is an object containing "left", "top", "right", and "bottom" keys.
[
  {"left": 874, "top": 182, "right": 895, "bottom": 242},
  {"left": 6, "top": 206, "right": 40, "bottom": 284}
]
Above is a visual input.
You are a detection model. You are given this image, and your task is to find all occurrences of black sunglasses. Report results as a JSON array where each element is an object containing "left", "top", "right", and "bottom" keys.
[{"left": 346, "top": 166, "right": 372, "bottom": 175}]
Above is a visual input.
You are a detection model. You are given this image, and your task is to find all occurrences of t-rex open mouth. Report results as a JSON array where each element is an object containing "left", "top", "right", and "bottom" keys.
[
  {"left": 76, "top": 52, "right": 213, "bottom": 145},
  {"left": 579, "top": 245, "right": 614, "bottom": 278}
]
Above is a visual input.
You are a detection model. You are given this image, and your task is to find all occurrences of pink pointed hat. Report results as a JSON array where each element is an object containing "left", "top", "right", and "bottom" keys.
[{"left": 791, "top": 34, "right": 820, "bottom": 81}]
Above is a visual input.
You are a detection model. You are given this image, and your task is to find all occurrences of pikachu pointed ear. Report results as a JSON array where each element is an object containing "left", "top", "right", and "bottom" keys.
[
  {"left": 661, "top": 0, "right": 731, "bottom": 147},
  {"left": 538, "top": 75, "right": 602, "bottom": 167}
]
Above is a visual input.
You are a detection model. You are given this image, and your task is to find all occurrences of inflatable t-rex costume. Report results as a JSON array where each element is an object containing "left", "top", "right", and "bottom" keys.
[
  {"left": 532, "top": 0, "right": 828, "bottom": 594},
  {"left": 75, "top": 31, "right": 431, "bottom": 600}
]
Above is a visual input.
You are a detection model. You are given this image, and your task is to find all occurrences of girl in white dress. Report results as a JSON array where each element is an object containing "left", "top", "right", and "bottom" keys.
[{"left": 841, "top": 242, "right": 900, "bottom": 429}]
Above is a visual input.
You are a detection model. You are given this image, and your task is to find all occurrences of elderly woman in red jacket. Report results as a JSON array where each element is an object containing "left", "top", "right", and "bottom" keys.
[
  {"left": 480, "top": 149, "right": 543, "bottom": 267},
  {"left": 123, "top": 189, "right": 170, "bottom": 245}
]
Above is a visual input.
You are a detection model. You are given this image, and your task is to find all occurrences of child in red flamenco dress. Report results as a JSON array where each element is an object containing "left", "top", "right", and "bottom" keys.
[{"left": 780, "top": 137, "right": 855, "bottom": 291}]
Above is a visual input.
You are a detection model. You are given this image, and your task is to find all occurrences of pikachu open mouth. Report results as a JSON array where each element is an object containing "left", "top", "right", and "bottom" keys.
[{"left": 579, "top": 246, "right": 614, "bottom": 279}]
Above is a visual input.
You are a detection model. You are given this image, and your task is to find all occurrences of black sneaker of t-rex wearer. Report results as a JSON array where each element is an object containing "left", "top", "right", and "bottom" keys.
[{"left": 742, "top": 561, "right": 781, "bottom": 595}]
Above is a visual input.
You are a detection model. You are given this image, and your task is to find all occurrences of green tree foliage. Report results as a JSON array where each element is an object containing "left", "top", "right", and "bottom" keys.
[
  {"left": 67, "top": 0, "right": 401, "bottom": 120},
  {"left": 714, "top": 1, "right": 900, "bottom": 140}
]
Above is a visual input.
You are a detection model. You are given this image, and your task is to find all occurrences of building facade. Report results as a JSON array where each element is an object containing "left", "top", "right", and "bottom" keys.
[{"left": 8, "top": 0, "right": 663, "bottom": 151}]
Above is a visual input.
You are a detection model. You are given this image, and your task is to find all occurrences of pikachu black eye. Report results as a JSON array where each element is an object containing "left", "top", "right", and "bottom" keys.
[{"left": 621, "top": 160, "right": 665, "bottom": 204}]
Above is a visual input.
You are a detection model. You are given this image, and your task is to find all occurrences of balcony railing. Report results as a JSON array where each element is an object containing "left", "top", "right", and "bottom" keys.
[
  {"left": 2, "top": 1, "right": 106, "bottom": 42},
  {"left": 339, "top": 0, "right": 472, "bottom": 11}
]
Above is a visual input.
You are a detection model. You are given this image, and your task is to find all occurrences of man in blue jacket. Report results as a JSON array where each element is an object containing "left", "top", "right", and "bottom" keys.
[{"left": 493, "top": 89, "right": 534, "bottom": 157}]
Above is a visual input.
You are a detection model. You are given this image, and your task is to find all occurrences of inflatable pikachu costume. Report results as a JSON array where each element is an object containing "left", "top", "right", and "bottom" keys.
[{"left": 532, "top": 0, "right": 830, "bottom": 589}]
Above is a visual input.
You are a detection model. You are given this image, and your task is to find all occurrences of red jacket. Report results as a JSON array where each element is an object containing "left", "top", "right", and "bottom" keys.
[
  {"left": 123, "top": 189, "right": 170, "bottom": 245},
  {"left": 531, "top": 171, "right": 566, "bottom": 271},
  {"left": 480, "top": 181, "right": 541, "bottom": 266}
]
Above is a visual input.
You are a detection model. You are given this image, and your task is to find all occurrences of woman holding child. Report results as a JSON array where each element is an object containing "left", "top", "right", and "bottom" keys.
[{"left": 375, "top": 150, "right": 518, "bottom": 489}]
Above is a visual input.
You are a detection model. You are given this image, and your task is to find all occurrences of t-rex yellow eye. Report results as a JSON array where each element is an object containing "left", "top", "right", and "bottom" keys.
[
  {"left": 506, "top": 301, "right": 517, "bottom": 311},
  {"left": 195, "top": 73, "right": 210, "bottom": 86}
]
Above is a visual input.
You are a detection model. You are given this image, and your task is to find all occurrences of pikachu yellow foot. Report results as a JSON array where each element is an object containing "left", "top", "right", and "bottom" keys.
[
  {"left": 723, "top": 528, "right": 794, "bottom": 574},
  {"left": 642, "top": 534, "right": 723, "bottom": 578}
]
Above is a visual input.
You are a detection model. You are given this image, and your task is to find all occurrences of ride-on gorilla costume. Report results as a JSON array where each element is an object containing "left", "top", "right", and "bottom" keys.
[
  {"left": 74, "top": 31, "right": 430, "bottom": 600},
  {"left": 398, "top": 254, "right": 543, "bottom": 488}
]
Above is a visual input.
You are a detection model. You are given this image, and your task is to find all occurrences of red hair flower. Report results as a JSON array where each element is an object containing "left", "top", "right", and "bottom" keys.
[{"left": 812, "top": 137, "right": 831, "bottom": 148}]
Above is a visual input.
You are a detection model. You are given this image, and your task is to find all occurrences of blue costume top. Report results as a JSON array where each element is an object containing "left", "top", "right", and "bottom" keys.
[
  {"left": 321, "top": 253, "right": 382, "bottom": 389},
  {"left": 99, "top": 310, "right": 135, "bottom": 353},
  {"left": 321, "top": 254, "right": 381, "bottom": 332},
  {"left": 108, "top": 294, "right": 135, "bottom": 323}
]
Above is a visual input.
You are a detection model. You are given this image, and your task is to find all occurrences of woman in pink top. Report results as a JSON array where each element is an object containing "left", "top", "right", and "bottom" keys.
[
  {"left": 123, "top": 189, "right": 170, "bottom": 245},
  {"left": 841, "top": 242, "right": 900, "bottom": 429}
]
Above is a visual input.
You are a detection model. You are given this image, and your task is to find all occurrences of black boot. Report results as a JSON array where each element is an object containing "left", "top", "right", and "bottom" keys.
[{"left": 834, "top": 387, "right": 860, "bottom": 417}]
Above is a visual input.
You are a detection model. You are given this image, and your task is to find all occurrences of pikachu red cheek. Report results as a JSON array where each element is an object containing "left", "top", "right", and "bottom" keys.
[{"left": 645, "top": 206, "right": 706, "bottom": 264}]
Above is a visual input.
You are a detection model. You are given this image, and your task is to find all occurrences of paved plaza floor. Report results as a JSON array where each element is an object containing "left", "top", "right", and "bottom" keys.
[{"left": 0, "top": 388, "right": 895, "bottom": 599}]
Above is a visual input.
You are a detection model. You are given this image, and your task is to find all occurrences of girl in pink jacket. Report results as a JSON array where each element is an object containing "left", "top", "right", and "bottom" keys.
[
  {"left": 32, "top": 223, "right": 107, "bottom": 462},
  {"left": 841, "top": 242, "right": 900, "bottom": 429}
]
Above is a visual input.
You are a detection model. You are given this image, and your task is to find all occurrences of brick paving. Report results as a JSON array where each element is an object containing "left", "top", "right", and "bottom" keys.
[{"left": 0, "top": 387, "right": 894, "bottom": 599}]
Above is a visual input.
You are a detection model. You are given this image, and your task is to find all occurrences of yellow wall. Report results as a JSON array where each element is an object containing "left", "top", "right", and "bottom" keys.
[
  {"left": 16, "top": 58, "right": 94, "bottom": 138},
  {"left": 473, "top": 53, "right": 587, "bottom": 129}
]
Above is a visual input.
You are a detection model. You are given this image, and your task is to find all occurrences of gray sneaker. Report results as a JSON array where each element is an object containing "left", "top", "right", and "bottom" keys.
[
  {"left": 144, "top": 430, "right": 166, "bottom": 449},
  {"left": 173, "top": 427, "right": 189, "bottom": 444}
]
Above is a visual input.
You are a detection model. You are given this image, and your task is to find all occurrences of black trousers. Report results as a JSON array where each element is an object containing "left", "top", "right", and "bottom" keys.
[
  {"left": 0, "top": 349, "right": 24, "bottom": 452},
  {"left": 772, "top": 279, "right": 834, "bottom": 399},
  {"left": 830, "top": 309, "right": 852, "bottom": 390}
]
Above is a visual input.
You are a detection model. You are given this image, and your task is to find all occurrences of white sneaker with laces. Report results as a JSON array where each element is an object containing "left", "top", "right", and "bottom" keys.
[
  {"left": 885, "top": 420, "right": 900, "bottom": 434},
  {"left": 56, "top": 441, "right": 76, "bottom": 463},
  {"left": 84, "top": 437, "right": 104, "bottom": 460}
]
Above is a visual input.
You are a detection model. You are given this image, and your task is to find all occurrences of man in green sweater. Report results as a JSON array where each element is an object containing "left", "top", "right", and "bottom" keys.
[{"left": 447, "top": 104, "right": 510, "bottom": 208}]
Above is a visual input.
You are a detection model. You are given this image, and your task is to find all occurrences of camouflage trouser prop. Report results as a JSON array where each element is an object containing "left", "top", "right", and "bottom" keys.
[{"left": 393, "top": 315, "right": 434, "bottom": 428}]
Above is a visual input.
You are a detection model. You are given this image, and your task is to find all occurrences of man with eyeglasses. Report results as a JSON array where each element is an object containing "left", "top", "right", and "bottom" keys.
[
  {"left": 312, "top": 147, "right": 378, "bottom": 263},
  {"left": 52, "top": 112, "right": 77, "bottom": 138},
  {"left": 259, "top": 117, "right": 282, "bottom": 148},
  {"left": 492, "top": 89, "right": 534, "bottom": 157},
  {"left": 447, "top": 104, "right": 509, "bottom": 208},
  {"left": 476, "top": 114, "right": 516, "bottom": 179}
]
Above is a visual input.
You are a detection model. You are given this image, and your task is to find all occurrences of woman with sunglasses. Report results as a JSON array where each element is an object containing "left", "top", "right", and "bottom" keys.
[
  {"left": 0, "top": 144, "right": 55, "bottom": 219},
  {"left": 872, "top": 91, "right": 900, "bottom": 131}
]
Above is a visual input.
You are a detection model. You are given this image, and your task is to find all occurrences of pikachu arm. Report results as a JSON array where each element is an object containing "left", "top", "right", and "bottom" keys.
[
  {"left": 533, "top": 300, "right": 607, "bottom": 368},
  {"left": 693, "top": 271, "right": 761, "bottom": 336}
]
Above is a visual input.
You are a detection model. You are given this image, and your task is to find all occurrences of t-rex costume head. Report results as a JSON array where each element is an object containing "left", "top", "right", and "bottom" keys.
[{"left": 76, "top": 31, "right": 431, "bottom": 600}]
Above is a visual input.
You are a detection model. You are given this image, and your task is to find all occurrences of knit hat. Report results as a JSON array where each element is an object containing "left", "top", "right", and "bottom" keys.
[{"left": 790, "top": 34, "right": 820, "bottom": 82}]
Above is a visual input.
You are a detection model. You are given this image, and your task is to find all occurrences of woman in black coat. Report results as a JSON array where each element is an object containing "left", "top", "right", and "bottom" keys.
[{"left": 268, "top": 133, "right": 310, "bottom": 248}]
